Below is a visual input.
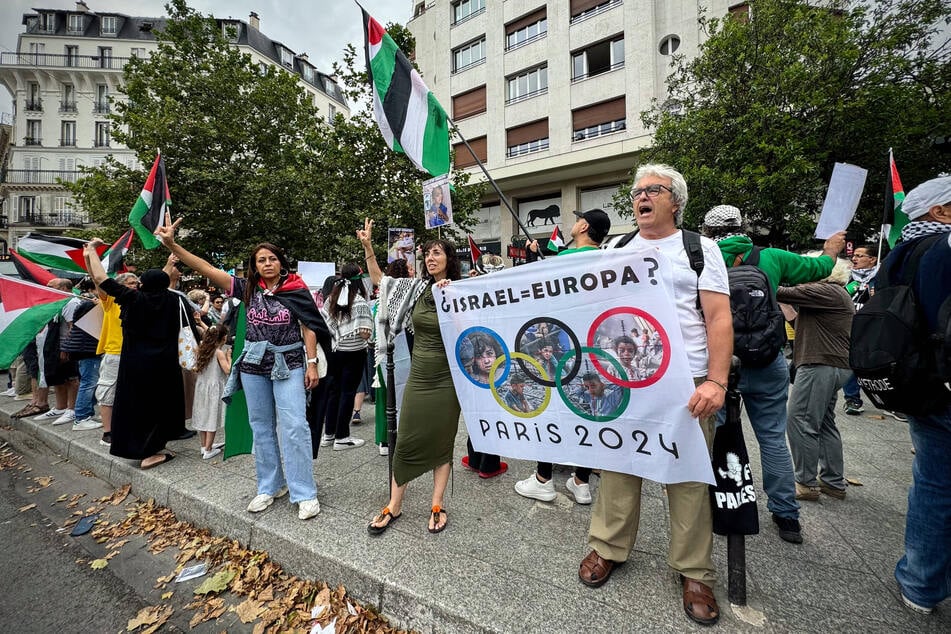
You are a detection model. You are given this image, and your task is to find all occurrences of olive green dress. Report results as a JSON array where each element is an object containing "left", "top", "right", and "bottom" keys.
[{"left": 392, "top": 286, "right": 461, "bottom": 486}]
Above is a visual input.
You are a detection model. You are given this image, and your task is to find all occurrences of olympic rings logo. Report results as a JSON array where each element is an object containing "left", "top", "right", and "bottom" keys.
[{"left": 454, "top": 308, "right": 670, "bottom": 421}]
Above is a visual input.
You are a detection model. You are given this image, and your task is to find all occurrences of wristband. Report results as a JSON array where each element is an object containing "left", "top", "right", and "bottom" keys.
[
  {"left": 306, "top": 358, "right": 318, "bottom": 364},
  {"left": 704, "top": 379, "right": 727, "bottom": 392}
]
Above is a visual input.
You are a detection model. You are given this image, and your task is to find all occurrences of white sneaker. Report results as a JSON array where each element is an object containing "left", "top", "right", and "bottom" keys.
[
  {"left": 52, "top": 409, "right": 76, "bottom": 426},
  {"left": 202, "top": 447, "right": 221, "bottom": 460},
  {"left": 514, "top": 474, "right": 557, "bottom": 502},
  {"left": 1, "top": 387, "right": 16, "bottom": 397},
  {"left": 298, "top": 498, "right": 320, "bottom": 520},
  {"left": 72, "top": 417, "right": 102, "bottom": 431},
  {"left": 34, "top": 408, "right": 65, "bottom": 422},
  {"left": 901, "top": 592, "right": 933, "bottom": 614},
  {"left": 333, "top": 437, "right": 366, "bottom": 451},
  {"left": 246, "top": 486, "right": 288, "bottom": 513},
  {"left": 319, "top": 434, "right": 334, "bottom": 447},
  {"left": 14, "top": 392, "right": 33, "bottom": 401},
  {"left": 378, "top": 443, "right": 389, "bottom": 456},
  {"left": 566, "top": 474, "right": 592, "bottom": 504},
  {"left": 211, "top": 441, "right": 225, "bottom": 450}
]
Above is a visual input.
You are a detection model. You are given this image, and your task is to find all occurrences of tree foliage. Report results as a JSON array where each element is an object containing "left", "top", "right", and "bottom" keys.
[
  {"left": 67, "top": 0, "right": 481, "bottom": 271},
  {"left": 635, "top": 0, "right": 950, "bottom": 246}
]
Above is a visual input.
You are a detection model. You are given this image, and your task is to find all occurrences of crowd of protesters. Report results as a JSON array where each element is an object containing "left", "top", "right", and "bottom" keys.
[{"left": 3, "top": 170, "right": 950, "bottom": 624}]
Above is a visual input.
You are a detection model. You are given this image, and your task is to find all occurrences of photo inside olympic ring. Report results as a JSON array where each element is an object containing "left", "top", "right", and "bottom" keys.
[
  {"left": 592, "top": 314, "right": 667, "bottom": 383},
  {"left": 515, "top": 320, "right": 578, "bottom": 386},
  {"left": 561, "top": 353, "right": 627, "bottom": 418},
  {"left": 496, "top": 365, "right": 546, "bottom": 414},
  {"left": 458, "top": 330, "right": 507, "bottom": 387}
]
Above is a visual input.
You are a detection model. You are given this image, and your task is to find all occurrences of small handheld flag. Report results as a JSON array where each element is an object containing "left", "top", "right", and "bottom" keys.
[
  {"left": 467, "top": 234, "right": 482, "bottom": 268},
  {"left": 883, "top": 150, "right": 907, "bottom": 248},
  {"left": 547, "top": 227, "right": 565, "bottom": 253},
  {"left": 128, "top": 153, "right": 171, "bottom": 250}
]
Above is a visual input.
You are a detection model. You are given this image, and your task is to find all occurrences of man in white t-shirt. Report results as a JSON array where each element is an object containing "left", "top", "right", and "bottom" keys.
[{"left": 578, "top": 164, "right": 733, "bottom": 627}]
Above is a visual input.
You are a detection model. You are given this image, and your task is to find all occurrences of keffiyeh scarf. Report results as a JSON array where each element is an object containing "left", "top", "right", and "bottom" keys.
[
  {"left": 373, "top": 276, "right": 429, "bottom": 368},
  {"left": 900, "top": 220, "right": 951, "bottom": 243}
]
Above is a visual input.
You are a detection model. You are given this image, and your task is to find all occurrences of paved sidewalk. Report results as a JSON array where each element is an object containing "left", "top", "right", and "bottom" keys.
[{"left": 1, "top": 390, "right": 947, "bottom": 632}]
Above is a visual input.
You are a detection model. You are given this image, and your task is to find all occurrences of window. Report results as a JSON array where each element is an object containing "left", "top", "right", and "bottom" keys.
[
  {"left": 26, "top": 83, "right": 42, "bottom": 111},
  {"left": 570, "top": 0, "right": 622, "bottom": 23},
  {"left": 65, "top": 45, "right": 78, "bottom": 67},
  {"left": 452, "top": 85, "right": 486, "bottom": 119},
  {"left": 130, "top": 47, "right": 146, "bottom": 58},
  {"left": 659, "top": 35, "right": 680, "bottom": 55},
  {"left": 61, "top": 121, "right": 76, "bottom": 146},
  {"left": 67, "top": 14, "right": 85, "bottom": 34},
  {"left": 98, "top": 47, "right": 113, "bottom": 69},
  {"left": 280, "top": 47, "right": 294, "bottom": 68},
  {"left": 453, "top": 37, "right": 486, "bottom": 73},
  {"left": 572, "top": 37, "right": 624, "bottom": 81},
  {"left": 729, "top": 3, "right": 751, "bottom": 23},
  {"left": 95, "top": 122, "right": 111, "bottom": 148},
  {"left": 506, "top": 65, "right": 547, "bottom": 104},
  {"left": 95, "top": 84, "right": 109, "bottom": 113},
  {"left": 61, "top": 84, "right": 76, "bottom": 112},
  {"left": 18, "top": 197, "right": 37, "bottom": 222},
  {"left": 29, "top": 42, "right": 46, "bottom": 65},
  {"left": 302, "top": 64, "right": 314, "bottom": 82},
  {"left": 58, "top": 158, "right": 76, "bottom": 173},
  {"left": 506, "top": 119, "right": 549, "bottom": 158},
  {"left": 506, "top": 10, "right": 547, "bottom": 50},
  {"left": 452, "top": 0, "right": 485, "bottom": 25},
  {"left": 222, "top": 21, "right": 240, "bottom": 42},
  {"left": 100, "top": 16, "right": 119, "bottom": 35},
  {"left": 453, "top": 136, "right": 487, "bottom": 168},
  {"left": 26, "top": 120, "right": 42, "bottom": 145},
  {"left": 328, "top": 104, "right": 337, "bottom": 123},
  {"left": 572, "top": 97, "right": 626, "bottom": 141},
  {"left": 38, "top": 12, "right": 56, "bottom": 33},
  {"left": 54, "top": 197, "right": 67, "bottom": 215}
]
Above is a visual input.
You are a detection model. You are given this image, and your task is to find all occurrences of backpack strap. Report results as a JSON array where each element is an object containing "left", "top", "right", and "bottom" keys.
[
  {"left": 681, "top": 230, "right": 705, "bottom": 309},
  {"left": 745, "top": 246, "right": 762, "bottom": 267},
  {"left": 880, "top": 234, "right": 944, "bottom": 291},
  {"left": 614, "top": 229, "right": 638, "bottom": 249}
]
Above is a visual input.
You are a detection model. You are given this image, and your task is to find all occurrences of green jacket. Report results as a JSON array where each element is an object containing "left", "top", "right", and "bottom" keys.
[{"left": 716, "top": 235, "right": 834, "bottom": 294}]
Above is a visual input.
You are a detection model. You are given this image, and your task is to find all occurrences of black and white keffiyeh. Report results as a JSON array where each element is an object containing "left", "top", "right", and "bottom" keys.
[
  {"left": 899, "top": 220, "right": 951, "bottom": 243},
  {"left": 373, "top": 276, "right": 429, "bottom": 368}
]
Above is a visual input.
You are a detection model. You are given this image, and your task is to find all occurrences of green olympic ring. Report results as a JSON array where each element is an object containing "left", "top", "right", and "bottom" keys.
[{"left": 555, "top": 346, "right": 630, "bottom": 422}]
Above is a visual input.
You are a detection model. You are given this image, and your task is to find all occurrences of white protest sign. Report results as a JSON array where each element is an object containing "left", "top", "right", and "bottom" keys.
[
  {"left": 435, "top": 249, "right": 714, "bottom": 485},
  {"left": 297, "top": 261, "right": 335, "bottom": 291},
  {"left": 815, "top": 162, "right": 868, "bottom": 239}
]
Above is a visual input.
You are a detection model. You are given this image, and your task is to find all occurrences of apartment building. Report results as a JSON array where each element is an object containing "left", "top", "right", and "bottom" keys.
[
  {"left": 409, "top": 0, "right": 743, "bottom": 257},
  {"left": 0, "top": 2, "right": 349, "bottom": 256}
]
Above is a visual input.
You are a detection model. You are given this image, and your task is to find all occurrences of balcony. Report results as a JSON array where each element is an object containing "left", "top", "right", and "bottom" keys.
[
  {"left": 60, "top": 138, "right": 77, "bottom": 147},
  {"left": 59, "top": 101, "right": 78, "bottom": 113},
  {"left": 1, "top": 169, "right": 82, "bottom": 185},
  {"left": 24, "top": 137, "right": 42, "bottom": 146},
  {"left": 0, "top": 51, "right": 130, "bottom": 70},
  {"left": 13, "top": 212, "right": 88, "bottom": 227},
  {"left": 24, "top": 99, "right": 43, "bottom": 112},
  {"left": 93, "top": 102, "right": 110, "bottom": 114}
]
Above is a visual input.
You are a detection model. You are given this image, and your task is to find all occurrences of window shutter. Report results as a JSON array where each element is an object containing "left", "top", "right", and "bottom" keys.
[
  {"left": 570, "top": 0, "right": 604, "bottom": 17},
  {"left": 506, "top": 8, "right": 546, "bottom": 34},
  {"left": 572, "top": 97, "right": 625, "bottom": 130},
  {"left": 452, "top": 85, "right": 487, "bottom": 120},
  {"left": 507, "top": 119, "right": 549, "bottom": 146},
  {"left": 454, "top": 136, "right": 487, "bottom": 168}
]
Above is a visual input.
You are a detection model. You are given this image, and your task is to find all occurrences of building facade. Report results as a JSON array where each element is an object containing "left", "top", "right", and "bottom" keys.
[
  {"left": 408, "top": 0, "right": 744, "bottom": 256},
  {"left": 0, "top": 3, "right": 348, "bottom": 256}
]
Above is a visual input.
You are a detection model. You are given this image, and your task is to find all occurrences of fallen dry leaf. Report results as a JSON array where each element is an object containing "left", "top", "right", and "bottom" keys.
[
  {"left": 161, "top": 591, "right": 173, "bottom": 600},
  {"left": 189, "top": 597, "right": 226, "bottom": 627},
  {"left": 34, "top": 475, "right": 53, "bottom": 487},
  {"left": 194, "top": 569, "right": 236, "bottom": 595},
  {"left": 18, "top": 503, "right": 36, "bottom": 512},
  {"left": 90, "top": 559, "right": 109, "bottom": 570},
  {"left": 846, "top": 477, "right": 864, "bottom": 486},
  {"left": 111, "top": 483, "right": 132, "bottom": 505},
  {"left": 236, "top": 597, "right": 265, "bottom": 623},
  {"left": 127, "top": 604, "right": 173, "bottom": 633},
  {"left": 79, "top": 469, "right": 95, "bottom": 477}
]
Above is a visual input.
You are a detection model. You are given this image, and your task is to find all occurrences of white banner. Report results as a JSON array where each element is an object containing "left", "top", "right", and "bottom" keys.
[{"left": 435, "top": 249, "right": 715, "bottom": 484}]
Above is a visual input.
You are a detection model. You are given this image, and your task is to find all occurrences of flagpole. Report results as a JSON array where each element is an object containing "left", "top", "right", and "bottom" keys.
[
  {"left": 447, "top": 117, "right": 545, "bottom": 259},
  {"left": 876, "top": 147, "right": 891, "bottom": 262}
]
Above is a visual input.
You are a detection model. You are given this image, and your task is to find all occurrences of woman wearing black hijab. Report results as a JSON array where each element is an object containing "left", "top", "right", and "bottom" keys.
[{"left": 85, "top": 241, "right": 184, "bottom": 469}]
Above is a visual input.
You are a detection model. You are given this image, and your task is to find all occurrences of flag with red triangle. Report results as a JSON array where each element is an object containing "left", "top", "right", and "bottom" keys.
[
  {"left": 128, "top": 153, "right": 171, "bottom": 249},
  {"left": 9, "top": 249, "right": 56, "bottom": 286},
  {"left": 547, "top": 226, "right": 565, "bottom": 252},
  {"left": 102, "top": 228, "right": 135, "bottom": 275},
  {"left": 467, "top": 234, "right": 482, "bottom": 267},
  {"left": 883, "top": 150, "right": 908, "bottom": 248},
  {"left": 0, "top": 276, "right": 73, "bottom": 367}
]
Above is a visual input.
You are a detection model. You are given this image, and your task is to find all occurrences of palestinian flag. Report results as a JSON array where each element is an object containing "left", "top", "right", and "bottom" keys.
[
  {"left": 363, "top": 9, "right": 450, "bottom": 178},
  {"left": 15, "top": 233, "right": 87, "bottom": 273},
  {"left": 467, "top": 234, "right": 482, "bottom": 267},
  {"left": 547, "top": 226, "right": 565, "bottom": 252},
  {"left": 9, "top": 249, "right": 56, "bottom": 285},
  {"left": 102, "top": 228, "right": 135, "bottom": 275},
  {"left": 129, "top": 153, "right": 171, "bottom": 249},
  {"left": 884, "top": 150, "right": 907, "bottom": 248},
  {"left": 0, "top": 276, "right": 73, "bottom": 367}
]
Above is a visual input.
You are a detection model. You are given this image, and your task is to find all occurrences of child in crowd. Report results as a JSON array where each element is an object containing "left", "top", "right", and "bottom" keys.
[{"left": 192, "top": 325, "right": 230, "bottom": 459}]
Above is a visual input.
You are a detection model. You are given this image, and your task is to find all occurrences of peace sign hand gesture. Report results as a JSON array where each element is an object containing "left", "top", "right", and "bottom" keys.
[{"left": 356, "top": 217, "right": 374, "bottom": 248}]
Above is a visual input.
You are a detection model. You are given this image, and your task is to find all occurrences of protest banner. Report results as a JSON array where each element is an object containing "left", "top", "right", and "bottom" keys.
[
  {"left": 387, "top": 228, "right": 415, "bottom": 263},
  {"left": 435, "top": 249, "right": 715, "bottom": 484},
  {"left": 423, "top": 175, "right": 452, "bottom": 229}
]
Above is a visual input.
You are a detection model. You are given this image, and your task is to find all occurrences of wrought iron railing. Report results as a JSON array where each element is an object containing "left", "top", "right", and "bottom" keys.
[
  {"left": 1, "top": 169, "right": 82, "bottom": 184},
  {"left": 0, "top": 52, "right": 130, "bottom": 70}
]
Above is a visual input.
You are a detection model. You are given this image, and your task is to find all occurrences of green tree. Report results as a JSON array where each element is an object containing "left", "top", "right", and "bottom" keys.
[{"left": 635, "top": 0, "right": 950, "bottom": 246}]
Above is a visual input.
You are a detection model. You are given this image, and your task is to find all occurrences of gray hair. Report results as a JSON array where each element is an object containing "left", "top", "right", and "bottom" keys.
[
  {"left": 803, "top": 251, "right": 852, "bottom": 286},
  {"left": 115, "top": 272, "right": 139, "bottom": 285},
  {"left": 634, "top": 163, "right": 688, "bottom": 226}
]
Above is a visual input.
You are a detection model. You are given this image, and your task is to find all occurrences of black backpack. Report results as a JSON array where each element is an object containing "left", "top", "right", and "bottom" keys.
[
  {"left": 726, "top": 248, "right": 786, "bottom": 368},
  {"left": 60, "top": 299, "right": 100, "bottom": 358},
  {"left": 849, "top": 234, "right": 951, "bottom": 415}
]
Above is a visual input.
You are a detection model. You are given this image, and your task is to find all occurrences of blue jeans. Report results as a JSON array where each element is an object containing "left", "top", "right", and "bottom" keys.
[
  {"left": 75, "top": 356, "right": 101, "bottom": 419},
  {"left": 842, "top": 372, "right": 861, "bottom": 402},
  {"left": 717, "top": 351, "right": 800, "bottom": 520},
  {"left": 241, "top": 369, "right": 318, "bottom": 503},
  {"left": 895, "top": 403, "right": 951, "bottom": 608}
]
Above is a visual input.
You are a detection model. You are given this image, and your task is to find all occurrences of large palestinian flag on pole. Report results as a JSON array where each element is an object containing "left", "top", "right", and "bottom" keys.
[
  {"left": 15, "top": 233, "right": 87, "bottom": 273},
  {"left": 0, "top": 276, "right": 73, "bottom": 367},
  {"left": 362, "top": 9, "right": 450, "bottom": 178},
  {"left": 884, "top": 149, "right": 908, "bottom": 248},
  {"left": 129, "top": 153, "right": 171, "bottom": 250},
  {"left": 9, "top": 249, "right": 56, "bottom": 285}
]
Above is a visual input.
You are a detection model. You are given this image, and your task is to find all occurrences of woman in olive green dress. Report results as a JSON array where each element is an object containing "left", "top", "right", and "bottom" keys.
[{"left": 358, "top": 218, "right": 461, "bottom": 534}]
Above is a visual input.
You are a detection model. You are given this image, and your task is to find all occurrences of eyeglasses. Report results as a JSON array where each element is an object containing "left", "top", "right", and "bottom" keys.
[
  {"left": 629, "top": 184, "right": 673, "bottom": 201},
  {"left": 851, "top": 253, "right": 871, "bottom": 259}
]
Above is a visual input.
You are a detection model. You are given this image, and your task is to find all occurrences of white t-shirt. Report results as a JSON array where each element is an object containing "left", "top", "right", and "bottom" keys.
[{"left": 627, "top": 231, "right": 730, "bottom": 376}]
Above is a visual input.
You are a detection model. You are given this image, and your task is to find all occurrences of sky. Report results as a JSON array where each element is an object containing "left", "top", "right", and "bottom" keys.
[{"left": 0, "top": 0, "right": 409, "bottom": 114}]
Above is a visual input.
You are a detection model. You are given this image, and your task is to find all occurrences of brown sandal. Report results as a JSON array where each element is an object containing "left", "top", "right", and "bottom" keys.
[
  {"left": 12, "top": 403, "right": 46, "bottom": 418},
  {"left": 428, "top": 505, "right": 447, "bottom": 534},
  {"left": 367, "top": 507, "right": 401, "bottom": 536},
  {"left": 681, "top": 576, "right": 719, "bottom": 625},
  {"left": 579, "top": 550, "right": 617, "bottom": 588}
]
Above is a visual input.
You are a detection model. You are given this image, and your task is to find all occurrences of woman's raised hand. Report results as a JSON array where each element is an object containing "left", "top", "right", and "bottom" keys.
[
  {"left": 356, "top": 217, "right": 373, "bottom": 248},
  {"left": 156, "top": 216, "right": 183, "bottom": 248}
]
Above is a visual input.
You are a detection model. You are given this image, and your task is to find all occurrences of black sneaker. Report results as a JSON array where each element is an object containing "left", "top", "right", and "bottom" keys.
[
  {"left": 772, "top": 514, "right": 803, "bottom": 544},
  {"left": 844, "top": 399, "right": 864, "bottom": 415},
  {"left": 99, "top": 431, "right": 112, "bottom": 447},
  {"left": 174, "top": 429, "right": 197, "bottom": 440}
]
